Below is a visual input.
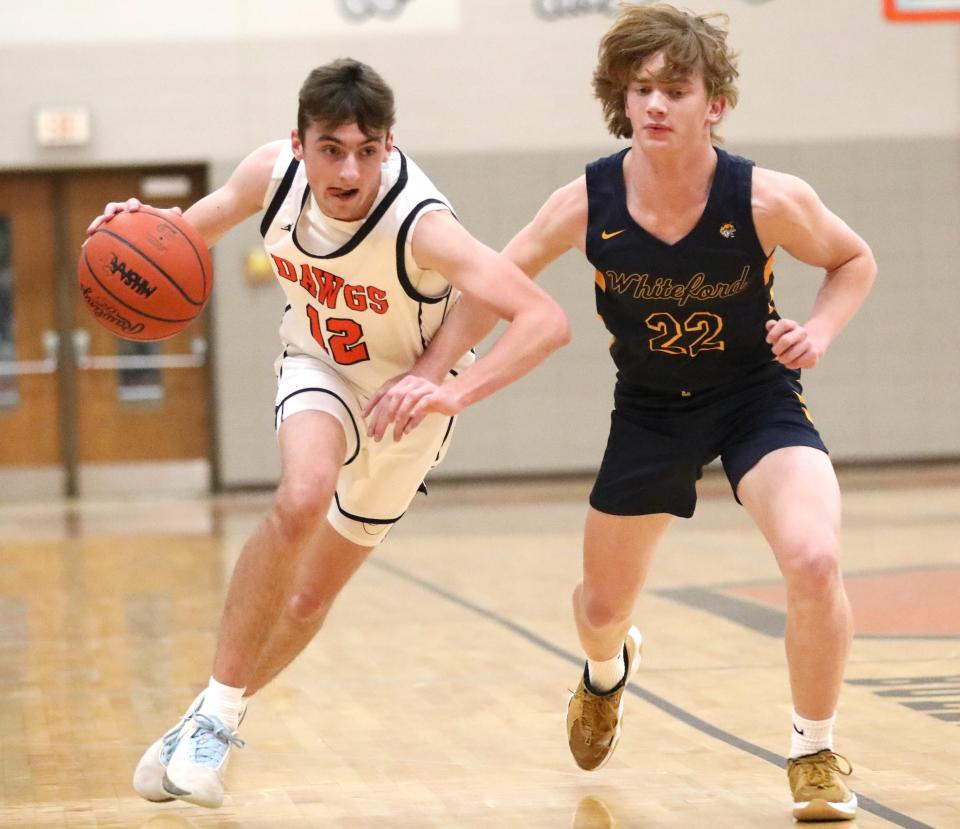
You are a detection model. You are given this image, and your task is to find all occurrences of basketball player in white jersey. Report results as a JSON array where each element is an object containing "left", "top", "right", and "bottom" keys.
[{"left": 87, "top": 58, "right": 569, "bottom": 809}]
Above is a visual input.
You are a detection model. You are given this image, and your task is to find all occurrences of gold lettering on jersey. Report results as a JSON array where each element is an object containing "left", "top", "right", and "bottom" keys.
[
  {"left": 604, "top": 266, "right": 750, "bottom": 307},
  {"left": 270, "top": 254, "right": 389, "bottom": 315}
]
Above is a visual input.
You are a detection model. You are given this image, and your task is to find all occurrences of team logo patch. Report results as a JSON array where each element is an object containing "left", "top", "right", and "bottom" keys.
[{"left": 719, "top": 222, "right": 736, "bottom": 238}]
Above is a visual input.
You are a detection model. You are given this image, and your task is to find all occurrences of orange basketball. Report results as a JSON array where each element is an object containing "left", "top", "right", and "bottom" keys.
[{"left": 78, "top": 207, "right": 213, "bottom": 341}]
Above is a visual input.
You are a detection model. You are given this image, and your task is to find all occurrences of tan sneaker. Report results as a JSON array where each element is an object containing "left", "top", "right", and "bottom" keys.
[
  {"left": 566, "top": 626, "right": 642, "bottom": 771},
  {"left": 787, "top": 749, "right": 857, "bottom": 821}
]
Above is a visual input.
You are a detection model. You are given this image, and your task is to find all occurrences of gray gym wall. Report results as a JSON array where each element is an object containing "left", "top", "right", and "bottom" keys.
[{"left": 1, "top": 0, "right": 957, "bottom": 486}]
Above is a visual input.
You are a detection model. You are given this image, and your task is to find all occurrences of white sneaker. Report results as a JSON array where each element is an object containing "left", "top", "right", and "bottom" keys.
[
  {"left": 161, "top": 713, "right": 245, "bottom": 808},
  {"left": 132, "top": 694, "right": 205, "bottom": 802}
]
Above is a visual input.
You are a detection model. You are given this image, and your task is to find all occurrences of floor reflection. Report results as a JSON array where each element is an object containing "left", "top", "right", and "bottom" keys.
[{"left": 572, "top": 795, "right": 618, "bottom": 829}]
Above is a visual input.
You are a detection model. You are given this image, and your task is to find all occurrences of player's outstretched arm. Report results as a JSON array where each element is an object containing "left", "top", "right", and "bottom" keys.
[
  {"left": 364, "top": 180, "right": 586, "bottom": 440},
  {"left": 755, "top": 169, "right": 877, "bottom": 370},
  {"left": 85, "top": 141, "right": 283, "bottom": 248},
  {"left": 364, "top": 179, "right": 586, "bottom": 440},
  {"left": 419, "top": 177, "right": 587, "bottom": 380},
  {"left": 364, "top": 209, "right": 572, "bottom": 441}
]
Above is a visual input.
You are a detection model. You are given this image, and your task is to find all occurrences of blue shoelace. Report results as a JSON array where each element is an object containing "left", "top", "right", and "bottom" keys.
[
  {"left": 159, "top": 715, "right": 190, "bottom": 765},
  {"left": 186, "top": 713, "right": 245, "bottom": 768}
]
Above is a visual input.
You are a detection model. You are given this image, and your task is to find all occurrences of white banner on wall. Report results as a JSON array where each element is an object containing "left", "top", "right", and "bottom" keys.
[{"left": 0, "top": 0, "right": 462, "bottom": 43}]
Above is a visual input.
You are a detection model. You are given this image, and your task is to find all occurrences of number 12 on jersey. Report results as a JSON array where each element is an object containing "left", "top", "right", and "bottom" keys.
[{"left": 306, "top": 305, "right": 370, "bottom": 365}]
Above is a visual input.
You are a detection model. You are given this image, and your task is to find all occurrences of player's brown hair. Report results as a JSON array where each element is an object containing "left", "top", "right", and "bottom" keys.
[
  {"left": 593, "top": 3, "right": 739, "bottom": 140},
  {"left": 298, "top": 58, "right": 396, "bottom": 139}
]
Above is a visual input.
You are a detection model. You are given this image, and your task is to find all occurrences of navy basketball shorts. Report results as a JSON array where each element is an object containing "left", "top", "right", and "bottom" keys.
[{"left": 589, "top": 367, "right": 828, "bottom": 518}]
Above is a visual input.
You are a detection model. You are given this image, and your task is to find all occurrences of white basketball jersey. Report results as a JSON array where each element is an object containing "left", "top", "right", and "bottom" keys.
[{"left": 261, "top": 142, "right": 474, "bottom": 396}]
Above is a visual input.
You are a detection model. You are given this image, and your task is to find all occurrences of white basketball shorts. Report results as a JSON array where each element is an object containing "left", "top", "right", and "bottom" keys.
[{"left": 274, "top": 350, "right": 455, "bottom": 546}]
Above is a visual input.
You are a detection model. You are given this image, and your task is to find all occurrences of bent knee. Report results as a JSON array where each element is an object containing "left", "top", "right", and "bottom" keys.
[
  {"left": 780, "top": 539, "right": 843, "bottom": 594},
  {"left": 270, "top": 476, "right": 337, "bottom": 545}
]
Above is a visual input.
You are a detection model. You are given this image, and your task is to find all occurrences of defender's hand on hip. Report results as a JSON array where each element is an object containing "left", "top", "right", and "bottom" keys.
[{"left": 765, "top": 318, "right": 823, "bottom": 370}]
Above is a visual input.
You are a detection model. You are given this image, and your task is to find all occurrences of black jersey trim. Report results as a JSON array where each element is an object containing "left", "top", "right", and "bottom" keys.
[
  {"left": 435, "top": 415, "right": 455, "bottom": 462},
  {"left": 274, "top": 386, "right": 361, "bottom": 465},
  {"left": 395, "top": 198, "right": 454, "bottom": 305},
  {"left": 416, "top": 303, "right": 427, "bottom": 350},
  {"left": 260, "top": 157, "right": 301, "bottom": 238},
  {"left": 333, "top": 491, "right": 405, "bottom": 525},
  {"left": 290, "top": 150, "right": 409, "bottom": 260},
  {"left": 418, "top": 291, "right": 453, "bottom": 352}
]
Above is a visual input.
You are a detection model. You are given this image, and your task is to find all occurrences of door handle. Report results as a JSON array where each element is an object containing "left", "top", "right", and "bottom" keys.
[
  {"left": 0, "top": 330, "right": 59, "bottom": 376},
  {"left": 72, "top": 330, "right": 207, "bottom": 370}
]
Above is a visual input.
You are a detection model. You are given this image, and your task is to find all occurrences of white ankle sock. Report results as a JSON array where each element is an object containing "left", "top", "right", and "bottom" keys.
[
  {"left": 586, "top": 649, "right": 625, "bottom": 693},
  {"left": 790, "top": 710, "right": 835, "bottom": 759},
  {"left": 199, "top": 677, "right": 247, "bottom": 732}
]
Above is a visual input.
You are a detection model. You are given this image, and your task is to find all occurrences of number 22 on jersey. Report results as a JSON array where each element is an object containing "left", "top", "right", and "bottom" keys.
[{"left": 646, "top": 311, "right": 725, "bottom": 357}]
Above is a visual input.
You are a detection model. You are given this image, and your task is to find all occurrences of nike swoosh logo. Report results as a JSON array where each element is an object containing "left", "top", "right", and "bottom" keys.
[
  {"left": 793, "top": 724, "right": 805, "bottom": 735},
  {"left": 601, "top": 229, "right": 626, "bottom": 240}
]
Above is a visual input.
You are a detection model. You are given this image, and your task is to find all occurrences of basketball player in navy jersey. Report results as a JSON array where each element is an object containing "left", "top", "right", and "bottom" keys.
[
  {"left": 372, "top": 4, "right": 876, "bottom": 821},
  {"left": 87, "top": 59, "right": 569, "bottom": 808}
]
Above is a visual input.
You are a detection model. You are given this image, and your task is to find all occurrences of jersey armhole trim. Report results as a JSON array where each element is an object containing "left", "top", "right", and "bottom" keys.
[
  {"left": 260, "top": 157, "right": 301, "bottom": 238},
  {"left": 395, "top": 198, "right": 454, "bottom": 305}
]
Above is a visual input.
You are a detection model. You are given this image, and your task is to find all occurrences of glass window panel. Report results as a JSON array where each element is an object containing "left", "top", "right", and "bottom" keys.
[
  {"left": 117, "top": 340, "right": 164, "bottom": 403},
  {"left": 0, "top": 216, "right": 18, "bottom": 410}
]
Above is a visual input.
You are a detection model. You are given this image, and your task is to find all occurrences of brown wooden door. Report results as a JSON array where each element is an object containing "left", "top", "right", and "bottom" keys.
[
  {"left": 0, "top": 176, "right": 62, "bottom": 473},
  {"left": 65, "top": 170, "right": 212, "bottom": 470},
  {"left": 0, "top": 167, "right": 213, "bottom": 498}
]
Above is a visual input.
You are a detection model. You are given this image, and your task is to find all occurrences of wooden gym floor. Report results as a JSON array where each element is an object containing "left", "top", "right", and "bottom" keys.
[{"left": 0, "top": 464, "right": 957, "bottom": 828}]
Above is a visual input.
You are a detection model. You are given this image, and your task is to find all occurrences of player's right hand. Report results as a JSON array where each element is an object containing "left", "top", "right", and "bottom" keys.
[
  {"left": 364, "top": 373, "right": 462, "bottom": 443},
  {"left": 85, "top": 198, "right": 182, "bottom": 236}
]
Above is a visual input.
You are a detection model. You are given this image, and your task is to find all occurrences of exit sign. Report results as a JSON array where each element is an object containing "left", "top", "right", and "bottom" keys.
[{"left": 35, "top": 108, "right": 91, "bottom": 147}]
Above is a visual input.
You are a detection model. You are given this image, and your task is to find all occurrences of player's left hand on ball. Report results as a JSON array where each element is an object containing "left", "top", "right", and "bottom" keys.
[
  {"left": 85, "top": 199, "right": 182, "bottom": 236},
  {"left": 765, "top": 318, "right": 823, "bottom": 370},
  {"left": 363, "top": 374, "right": 462, "bottom": 443}
]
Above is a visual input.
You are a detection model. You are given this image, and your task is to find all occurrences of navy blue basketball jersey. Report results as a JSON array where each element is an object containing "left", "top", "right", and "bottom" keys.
[{"left": 586, "top": 147, "right": 782, "bottom": 394}]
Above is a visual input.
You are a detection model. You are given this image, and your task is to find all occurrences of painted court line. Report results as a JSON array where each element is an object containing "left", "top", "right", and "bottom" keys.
[{"left": 372, "top": 556, "right": 938, "bottom": 829}]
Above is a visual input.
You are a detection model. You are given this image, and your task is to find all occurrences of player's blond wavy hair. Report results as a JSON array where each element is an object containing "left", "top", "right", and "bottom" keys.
[{"left": 593, "top": 3, "right": 739, "bottom": 141}]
